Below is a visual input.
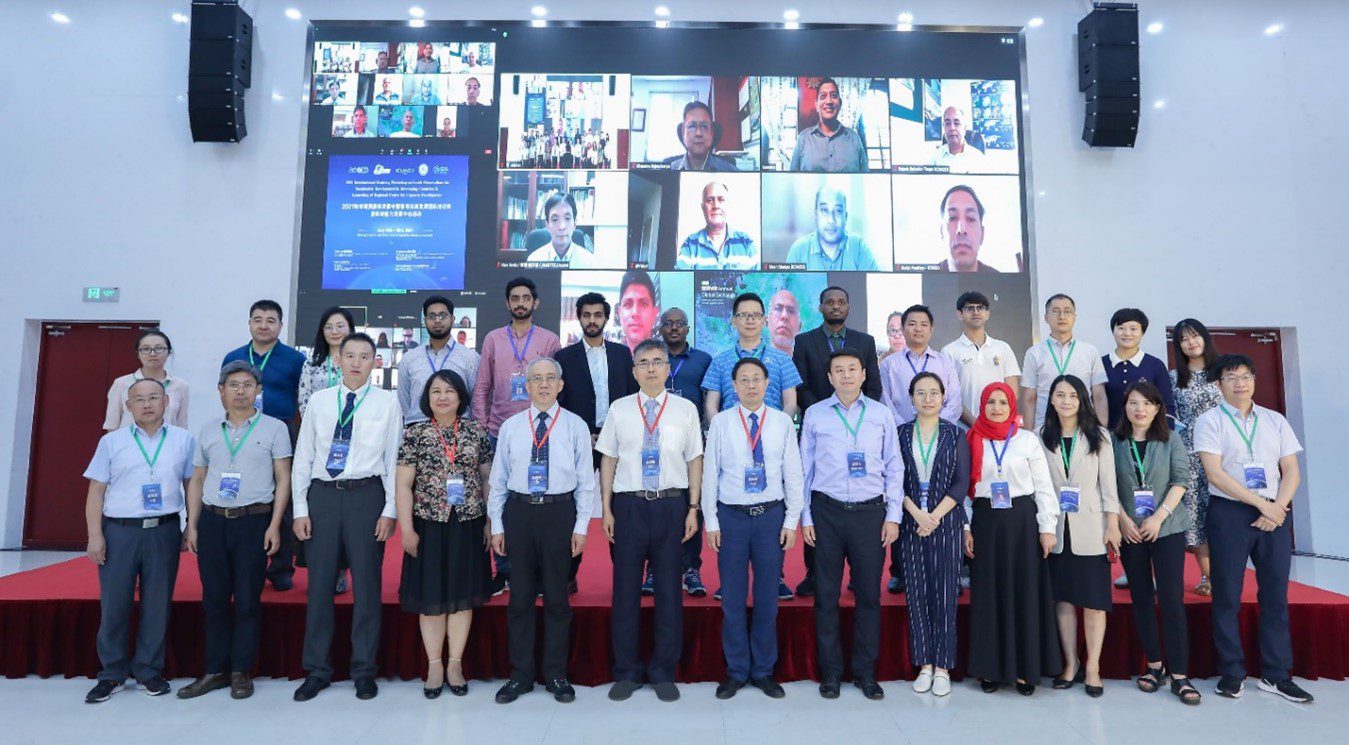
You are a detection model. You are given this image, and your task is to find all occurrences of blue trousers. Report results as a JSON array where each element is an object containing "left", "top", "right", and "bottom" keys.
[
  {"left": 97, "top": 518, "right": 181, "bottom": 682},
  {"left": 1208, "top": 497, "right": 1293, "bottom": 680},
  {"left": 900, "top": 509, "right": 963, "bottom": 670},
  {"left": 717, "top": 502, "right": 784, "bottom": 681}
]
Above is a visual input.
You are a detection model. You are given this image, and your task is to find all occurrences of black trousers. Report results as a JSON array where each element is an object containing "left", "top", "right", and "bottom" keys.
[
  {"left": 267, "top": 420, "right": 300, "bottom": 581},
  {"left": 301, "top": 479, "right": 387, "bottom": 681},
  {"left": 810, "top": 494, "right": 886, "bottom": 680},
  {"left": 1208, "top": 497, "right": 1293, "bottom": 680},
  {"left": 611, "top": 492, "right": 686, "bottom": 683},
  {"left": 1119, "top": 531, "right": 1189, "bottom": 672},
  {"left": 683, "top": 509, "right": 704, "bottom": 571},
  {"left": 97, "top": 518, "right": 181, "bottom": 682},
  {"left": 504, "top": 497, "right": 577, "bottom": 682},
  {"left": 888, "top": 540, "right": 905, "bottom": 582},
  {"left": 198, "top": 509, "right": 270, "bottom": 674}
]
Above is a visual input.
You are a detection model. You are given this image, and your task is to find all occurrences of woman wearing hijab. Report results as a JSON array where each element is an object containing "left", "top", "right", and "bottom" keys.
[{"left": 964, "top": 382, "right": 1062, "bottom": 695}]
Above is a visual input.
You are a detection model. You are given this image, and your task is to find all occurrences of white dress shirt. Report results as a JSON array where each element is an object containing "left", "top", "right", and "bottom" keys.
[
  {"left": 942, "top": 333, "right": 1021, "bottom": 419},
  {"left": 487, "top": 403, "right": 596, "bottom": 535},
  {"left": 970, "top": 428, "right": 1059, "bottom": 533},
  {"left": 596, "top": 391, "right": 703, "bottom": 492},
  {"left": 1192, "top": 402, "right": 1302, "bottom": 502},
  {"left": 584, "top": 341, "right": 610, "bottom": 426},
  {"left": 525, "top": 244, "right": 599, "bottom": 267},
  {"left": 700, "top": 404, "right": 804, "bottom": 533},
  {"left": 1021, "top": 336, "right": 1107, "bottom": 427},
  {"left": 291, "top": 381, "right": 402, "bottom": 520}
]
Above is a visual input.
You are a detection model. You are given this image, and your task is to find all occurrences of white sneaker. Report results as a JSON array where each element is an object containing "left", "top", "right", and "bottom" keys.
[
  {"left": 932, "top": 671, "right": 951, "bottom": 697},
  {"left": 913, "top": 670, "right": 934, "bottom": 693}
]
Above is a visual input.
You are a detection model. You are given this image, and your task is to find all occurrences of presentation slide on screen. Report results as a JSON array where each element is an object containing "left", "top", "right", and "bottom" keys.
[{"left": 322, "top": 155, "right": 470, "bottom": 291}]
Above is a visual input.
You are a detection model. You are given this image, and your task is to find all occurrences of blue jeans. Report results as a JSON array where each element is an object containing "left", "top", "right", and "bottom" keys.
[{"left": 717, "top": 501, "right": 784, "bottom": 681}]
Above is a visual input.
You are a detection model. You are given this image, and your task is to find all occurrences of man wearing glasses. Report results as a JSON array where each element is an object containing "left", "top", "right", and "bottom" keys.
[
  {"left": 940, "top": 292, "right": 1021, "bottom": 428},
  {"left": 396, "top": 295, "right": 481, "bottom": 425},
  {"left": 665, "top": 101, "right": 738, "bottom": 172}
]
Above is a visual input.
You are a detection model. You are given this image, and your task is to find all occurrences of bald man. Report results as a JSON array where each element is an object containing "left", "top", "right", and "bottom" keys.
[
  {"left": 783, "top": 186, "right": 881, "bottom": 270},
  {"left": 928, "top": 106, "right": 986, "bottom": 171},
  {"left": 674, "top": 182, "right": 759, "bottom": 270}
]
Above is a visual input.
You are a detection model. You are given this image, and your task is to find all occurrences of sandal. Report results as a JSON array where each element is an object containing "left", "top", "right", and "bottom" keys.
[
  {"left": 1170, "top": 676, "right": 1201, "bottom": 705},
  {"left": 1136, "top": 663, "right": 1165, "bottom": 693},
  {"left": 1194, "top": 577, "right": 1212, "bottom": 596}
]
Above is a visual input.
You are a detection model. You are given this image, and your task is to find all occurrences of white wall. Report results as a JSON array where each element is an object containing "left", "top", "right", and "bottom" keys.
[{"left": 2, "top": 1, "right": 1345, "bottom": 555}]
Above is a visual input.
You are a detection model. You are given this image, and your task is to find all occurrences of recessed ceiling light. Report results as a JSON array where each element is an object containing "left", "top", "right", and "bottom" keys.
[
  {"left": 409, "top": 18, "right": 426, "bottom": 28},
  {"left": 1265, "top": 23, "right": 1283, "bottom": 36},
  {"left": 272, "top": 91, "right": 286, "bottom": 101},
  {"left": 1147, "top": 21, "right": 1163, "bottom": 34},
  {"left": 50, "top": 11, "right": 70, "bottom": 24},
  {"left": 1153, "top": 99, "right": 1166, "bottom": 109},
  {"left": 655, "top": 5, "right": 669, "bottom": 16},
  {"left": 408, "top": 6, "right": 425, "bottom": 18},
  {"left": 897, "top": 12, "right": 913, "bottom": 24},
  {"left": 171, "top": 11, "right": 189, "bottom": 24},
  {"left": 783, "top": 9, "right": 800, "bottom": 21},
  {"left": 531, "top": 5, "right": 548, "bottom": 16},
  {"left": 285, "top": 8, "right": 302, "bottom": 20},
  {"left": 1027, "top": 17, "right": 1044, "bottom": 28}
]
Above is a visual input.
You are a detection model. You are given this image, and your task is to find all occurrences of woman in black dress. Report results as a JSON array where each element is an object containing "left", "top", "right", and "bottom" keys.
[{"left": 396, "top": 370, "right": 494, "bottom": 698}]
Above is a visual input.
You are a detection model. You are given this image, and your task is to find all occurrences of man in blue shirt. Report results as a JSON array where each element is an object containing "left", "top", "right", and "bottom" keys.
[
  {"left": 221, "top": 299, "right": 307, "bottom": 590},
  {"left": 701, "top": 292, "right": 802, "bottom": 421},
  {"left": 800, "top": 349, "right": 902, "bottom": 700},
  {"left": 83, "top": 378, "right": 196, "bottom": 703},
  {"left": 674, "top": 182, "right": 759, "bottom": 270},
  {"left": 783, "top": 186, "right": 881, "bottom": 270}
]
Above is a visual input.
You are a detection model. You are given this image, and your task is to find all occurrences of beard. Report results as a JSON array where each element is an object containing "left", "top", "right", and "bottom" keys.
[
  {"left": 427, "top": 327, "right": 452, "bottom": 340},
  {"left": 582, "top": 323, "right": 604, "bottom": 338}
]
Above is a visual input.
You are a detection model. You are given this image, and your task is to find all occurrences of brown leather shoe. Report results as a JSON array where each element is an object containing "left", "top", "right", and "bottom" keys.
[
  {"left": 229, "top": 672, "right": 254, "bottom": 699},
  {"left": 176, "top": 674, "right": 229, "bottom": 699}
]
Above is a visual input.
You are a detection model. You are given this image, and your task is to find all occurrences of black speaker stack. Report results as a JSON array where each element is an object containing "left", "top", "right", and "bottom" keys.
[
  {"left": 188, "top": 1, "right": 253, "bottom": 143},
  {"left": 1078, "top": 3, "right": 1140, "bottom": 148}
]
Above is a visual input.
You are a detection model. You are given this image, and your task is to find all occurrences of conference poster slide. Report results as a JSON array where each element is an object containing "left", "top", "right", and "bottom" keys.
[
  {"left": 694, "top": 270, "right": 828, "bottom": 357},
  {"left": 759, "top": 172, "right": 894, "bottom": 271},
  {"left": 864, "top": 273, "right": 925, "bottom": 358},
  {"left": 322, "top": 155, "right": 470, "bottom": 291},
  {"left": 559, "top": 270, "right": 695, "bottom": 350},
  {"left": 889, "top": 78, "right": 1019, "bottom": 175},
  {"left": 891, "top": 173, "right": 1024, "bottom": 273}
]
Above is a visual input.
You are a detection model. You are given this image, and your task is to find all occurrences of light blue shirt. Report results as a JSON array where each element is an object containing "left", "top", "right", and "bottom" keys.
[
  {"left": 487, "top": 403, "right": 595, "bottom": 536},
  {"left": 879, "top": 347, "right": 963, "bottom": 424},
  {"left": 701, "top": 341, "right": 803, "bottom": 411},
  {"left": 674, "top": 226, "right": 759, "bottom": 270},
  {"left": 783, "top": 232, "right": 881, "bottom": 271},
  {"left": 799, "top": 394, "right": 904, "bottom": 526},
  {"left": 396, "top": 340, "right": 481, "bottom": 425},
  {"left": 84, "top": 423, "right": 196, "bottom": 518},
  {"left": 700, "top": 404, "right": 804, "bottom": 533}
]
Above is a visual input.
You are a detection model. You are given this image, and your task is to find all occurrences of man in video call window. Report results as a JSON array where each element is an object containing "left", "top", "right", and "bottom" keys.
[
  {"left": 928, "top": 106, "right": 986, "bottom": 170},
  {"left": 665, "top": 101, "right": 737, "bottom": 172},
  {"left": 789, "top": 78, "right": 868, "bottom": 173},
  {"left": 346, "top": 107, "right": 376, "bottom": 138},
  {"left": 413, "top": 43, "right": 440, "bottom": 73},
  {"left": 374, "top": 77, "right": 400, "bottom": 104},
  {"left": 465, "top": 77, "right": 485, "bottom": 106},
  {"left": 438, "top": 116, "right": 455, "bottom": 138},
  {"left": 937, "top": 184, "right": 997, "bottom": 272},
  {"left": 410, "top": 77, "right": 440, "bottom": 106},
  {"left": 767, "top": 290, "right": 802, "bottom": 357},
  {"left": 783, "top": 186, "right": 880, "bottom": 270},
  {"left": 319, "top": 79, "right": 345, "bottom": 105},
  {"left": 390, "top": 109, "right": 420, "bottom": 138},
  {"left": 674, "top": 182, "right": 758, "bottom": 270},
  {"left": 374, "top": 50, "right": 396, "bottom": 74},
  {"left": 526, "top": 193, "right": 599, "bottom": 267},
  {"left": 617, "top": 270, "right": 660, "bottom": 353}
]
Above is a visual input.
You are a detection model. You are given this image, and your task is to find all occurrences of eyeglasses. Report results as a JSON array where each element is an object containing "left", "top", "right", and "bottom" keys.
[
  {"left": 528, "top": 374, "right": 560, "bottom": 384},
  {"left": 129, "top": 394, "right": 164, "bottom": 404},
  {"left": 425, "top": 312, "right": 452, "bottom": 321},
  {"left": 734, "top": 312, "right": 764, "bottom": 321},
  {"left": 138, "top": 346, "right": 169, "bottom": 355},
  {"left": 660, "top": 319, "right": 688, "bottom": 329},
  {"left": 224, "top": 382, "right": 258, "bottom": 392},
  {"left": 1222, "top": 374, "right": 1255, "bottom": 384},
  {"left": 322, "top": 324, "right": 348, "bottom": 333},
  {"left": 635, "top": 359, "right": 669, "bottom": 370},
  {"left": 961, "top": 305, "right": 988, "bottom": 313}
]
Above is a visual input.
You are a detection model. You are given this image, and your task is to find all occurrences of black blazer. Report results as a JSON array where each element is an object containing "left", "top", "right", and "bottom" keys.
[
  {"left": 792, "top": 325, "right": 883, "bottom": 411},
  {"left": 554, "top": 340, "right": 638, "bottom": 433},
  {"left": 897, "top": 419, "right": 971, "bottom": 528}
]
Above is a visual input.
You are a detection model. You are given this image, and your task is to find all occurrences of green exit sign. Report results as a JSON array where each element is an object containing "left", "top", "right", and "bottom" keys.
[{"left": 83, "top": 287, "right": 120, "bottom": 303}]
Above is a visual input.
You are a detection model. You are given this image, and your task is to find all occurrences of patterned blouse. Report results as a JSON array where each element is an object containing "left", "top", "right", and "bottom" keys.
[
  {"left": 397, "top": 418, "right": 494, "bottom": 523},
  {"left": 297, "top": 357, "right": 342, "bottom": 416},
  {"left": 1170, "top": 367, "right": 1223, "bottom": 450}
]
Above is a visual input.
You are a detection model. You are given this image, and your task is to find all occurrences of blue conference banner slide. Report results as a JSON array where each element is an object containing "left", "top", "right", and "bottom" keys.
[{"left": 322, "top": 155, "right": 469, "bottom": 291}]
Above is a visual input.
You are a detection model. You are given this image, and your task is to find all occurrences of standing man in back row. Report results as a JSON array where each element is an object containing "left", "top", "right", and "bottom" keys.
[
  {"left": 940, "top": 291, "right": 1021, "bottom": 427},
  {"left": 222, "top": 299, "right": 306, "bottom": 591},
  {"left": 1020, "top": 293, "right": 1108, "bottom": 429},
  {"left": 658, "top": 306, "right": 713, "bottom": 598},
  {"left": 397, "top": 295, "right": 480, "bottom": 425}
]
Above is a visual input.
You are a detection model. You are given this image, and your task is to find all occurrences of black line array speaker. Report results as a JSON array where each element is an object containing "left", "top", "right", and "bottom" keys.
[
  {"left": 188, "top": 1, "right": 253, "bottom": 143},
  {"left": 1078, "top": 3, "right": 1139, "bottom": 147}
]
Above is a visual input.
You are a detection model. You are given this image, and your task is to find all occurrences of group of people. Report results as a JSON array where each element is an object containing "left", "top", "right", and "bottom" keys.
[
  {"left": 516, "top": 127, "right": 612, "bottom": 170},
  {"left": 83, "top": 282, "right": 1313, "bottom": 708}
]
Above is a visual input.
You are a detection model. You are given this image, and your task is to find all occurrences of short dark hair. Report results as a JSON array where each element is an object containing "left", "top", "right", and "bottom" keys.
[
  {"left": 901, "top": 304, "right": 934, "bottom": 325},
  {"left": 419, "top": 369, "right": 470, "bottom": 419},
  {"left": 956, "top": 291, "right": 990, "bottom": 311},
  {"left": 940, "top": 185, "right": 985, "bottom": 220},
  {"left": 218, "top": 360, "right": 261, "bottom": 386},
  {"left": 620, "top": 269, "right": 655, "bottom": 301},
  {"left": 1172, "top": 318, "right": 1218, "bottom": 389},
  {"left": 543, "top": 192, "right": 578, "bottom": 220},
  {"left": 249, "top": 299, "right": 284, "bottom": 320},
  {"left": 908, "top": 370, "right": 945, "bottom": 396},
  {"left": 633, "top": 338, "right": 668, "bottom": 359},
  {"left": 134, "top": 329, "right": 172, "bottom": 354},
  {"left": 682, "top": 100, "right": 713, "bottom": 122},
  {"left": 575, "top": 291, "right": 611, "bottom": 320},
  {"left": 505, "top": 276, "right": 538, "bottom": 300},
  {"left": 827, "top": 348, "right": 864, "bottom": 369},
  {"left": 309, "top": 307, "right": 355, "bottom": 365},
  {"left": 422, "top": 295, "right": 454, "bottom": 317},
  {"left": 1044, "top": 293, "right": 1076, "bottom": 311},
  {"left": 1110, "top": 307, "right": 1150, "bottom": 333},
  {"left": 339, "top": 332, "right": 377, "bottom": 355},
  {"left": 731, "top": 356, "right": 769, "bottom": 380},
  {"left": 1212, "top": 353, "right": 1256, "bottom": 379},
  {"left": 817, "top": 77, "right": 841, "bottom": 95},
  {"left": 819, "top": 286, "right": 849, "bottom": 304},
  {"left": 1113, "top": 379, "right": 1171, "bottom": 443},
  {"left": 732, "top": 292, "right": 764, "bottom": 316}
]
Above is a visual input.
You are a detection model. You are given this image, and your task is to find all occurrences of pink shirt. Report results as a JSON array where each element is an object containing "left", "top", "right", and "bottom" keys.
[{"left": 471, "top": 324, "right": 561, "bottom": 436}]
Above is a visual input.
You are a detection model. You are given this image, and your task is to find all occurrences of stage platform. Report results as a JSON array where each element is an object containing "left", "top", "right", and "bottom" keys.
[{"left": 3, "top": 519, "right": 1347, "bottom": 682}]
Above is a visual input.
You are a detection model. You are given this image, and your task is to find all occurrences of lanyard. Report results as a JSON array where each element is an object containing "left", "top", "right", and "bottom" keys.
[
  {"left": 915, "top": 422, "right": 938, "bottom": 479},
  {"left": 827, "top": 331, "right": 846, "bottom": 353},
  {"left": 336, "top": 384, "right": 373, "bottom": 428},
  {"left": 432, "top": 418, "right": 461, "bottom": 465},
  {"left": 221, "top": 417, "right": 260, "bottom": 465},
  {"left": 736, "top": 342, "right": 765, "bottom": 360},
  {"left": 1128, "top": 439, "right": 1147, "bottom": 483},
  {"left": 248, "top": 344, "right": 275, "bottom": 373},
  {"left": 738, "top": 407, "right": 766, "bottom": 458},
  {"left": 904, "top": 349, "right": 930, "bottom": 377},
  {"left": 989, "top": 424, "right": 1017, "bottom": 475},
  {"left": 1060, "top": 431, "right": 1078, "bottom": 478},
  {"left": 668, "top": 355, "right": 686, "bottom": 384},
  {"left": 530, "top": 407, "right": 563, "bottom": 452},
  {"left": 426, "top": 341, "right": 456, "bottom": 373},
  {"left": 638, "top": 393, "right": 670, "bottom": 436},
  {"left": 323, "top": 358, "right": 339, "bottom": 387},
  {"left": 832, "top": 399, "right": 866, "bottom": 446},
  {"left": 1219, "top": 405, "right": 1259, "bottom": 459},
  {"left": 1046, "top": 339, "right": 1076, "bottom": 376},
  {"left": 507, "top": 325, "right": 535, "bottom": 371},
  {"left": 132, "top": 425, "right": 168, "bottom": 475}
]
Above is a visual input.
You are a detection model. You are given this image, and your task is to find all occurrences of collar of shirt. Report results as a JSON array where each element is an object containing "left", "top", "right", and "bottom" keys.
[
  {"left": 690, "top": 226, "right": 744, "bottom": 250},
  {"left": 584, "top": 340, "right": 606, "bottom": 355},
  {"left": 1109, "top": 349, "right": 1145, "bottom": 367},
  {"left": 955, "top": 332, "right": 990, "bottom": 350},
  {"left": 826, "top": 392, "right": 866, "bottom": 413},
  {"left": 738, "top": 403, "right": 767, "bottom": 418},
  {"left": 133, "top": 369, "right": 174, "bottom": 386},
  {"left": 810, "top": 233, "right": 850, "bottom": 260},
  {"left": 638, "top": 390, "right": 667, "bottom": 408},
  {"left": 219, "top": 412, "right": 261, "bottom": 429},
  {"left": 130, "top": 422, "right": 169, "bottom": 440},
  {"left": 529, "top": 403, "right": 562, "bottom": 421},
  {"left": 1046, "top": 336, "right": 1076, "bottom": 353},
  {"left": 341, "top": 380, "right": 371, "bottom": 396},
  {"left": 806, "top": 123, "right": 851, "bottom": 141}
]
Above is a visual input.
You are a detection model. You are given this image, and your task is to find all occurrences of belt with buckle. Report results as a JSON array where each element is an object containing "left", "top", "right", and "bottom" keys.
[
  {"left": 205, "top": 503, "right": 273, "bottom": 519},
  {"left": 619, "top": 488, "right": 687, "bottom": 501},
  {"left": 508, "top": 490, "right": 575, "bottom": 505},
  {"left": 814, "top": 491, "right": 886, "bottom": 512},
  {"left": 105, "top": 514, "right": 179, "bottom": 529},
  {"left": 329, "top": 476, "right": 382, "bottom": 491},
  {"left": 724, "top": 500, "right": 781, "bottom": 517}
]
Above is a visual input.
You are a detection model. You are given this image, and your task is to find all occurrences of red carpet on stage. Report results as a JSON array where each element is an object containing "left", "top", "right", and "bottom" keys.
[{"left": 3, "top": 519, "right": 1347, "bottom": 683}]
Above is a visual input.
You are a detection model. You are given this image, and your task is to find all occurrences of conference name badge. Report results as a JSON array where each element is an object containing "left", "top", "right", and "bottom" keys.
[
  {"left": 253, "top": 391, "right": 264, "bottom": 413},
  {"left": 325, "top": 439, "right": 350, "bottom": 475},
  {"left": 641, "top": 447, "right": 660, "bottom": 478},
  {"left": 1058, "top": 484, "right": 1081, "bottom": 513},
  {"left": 847, "top": 451, "right": 867, "bottom": 479},
  {"left": 446, "top": 476, "right": 466, "bottom": 506},
  {"left": 919, "top": 480, "right": 931, "bottom": 511},
  {"left": 141, "top": 482, "right": 164, "bottom": 512},
  {"left": 219, "top": 472, "right": 242, "bottom": 501},
  {"left": 1133, "top": 488, "right": 1156, "bottom": 519},
  {"left": 509, "top": 373, "right": 528, "bottom": 402},
  {"left": 527, "top": 462, "right": 548, "bottom": 493},
  {"left": 744, "top": 465, "right": 767, "bottom": 494},
  {"left": 1244, "top": 462, "right": 1269, "bottom": 490},
  {"left": 990, "top": 481, "right": 1012, "bottom": 509}
]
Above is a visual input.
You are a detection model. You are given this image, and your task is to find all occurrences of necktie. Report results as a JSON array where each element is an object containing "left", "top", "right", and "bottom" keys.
[
  {"left": 532, "top": 411, "right": 550, "bottom": 465},
  {"left": 327, "top": 392, "right": 356, "bottom": 478},
  {"left": 749, "top": 411, "right": 764, "bottom": 466},
  {"left": 643, "top": 398, "right": 660, "bottom": 491}
]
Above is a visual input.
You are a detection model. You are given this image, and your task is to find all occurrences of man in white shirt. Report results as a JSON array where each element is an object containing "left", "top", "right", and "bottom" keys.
[
  {"left": 927, "top": 106, "right": 986, "bottom": 171},
  {"left": 941, "top": 291, "right": 1021, "bottom": 426},
  {"left": 1193, "top": 354, "right": 1311, "bottom": 704},
  {"left": 597, "top": 339, "right": 703, "bottom": 703},
  {"left": 525, "top": 193, "right": 599, "bottom": 267},
  {"left": 290, "top": 333, "right": 401, "bottom": 703},
  {"left": 703, "top": 357, "right": 803, "bottom": 700},
  {"left": 397, "top": 295, "right": 480, "bottom": 425},
  {"left": 1020, "top": 293, "right": 1108, "bottom": 428}
]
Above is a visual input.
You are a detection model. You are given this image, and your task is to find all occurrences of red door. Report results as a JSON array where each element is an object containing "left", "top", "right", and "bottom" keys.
[
  {"left": 24, "top": 322, "right": 158, "bottom": 549},
  {"left": 1164, "top": 327, "right": 1285, "bottom": 413}
]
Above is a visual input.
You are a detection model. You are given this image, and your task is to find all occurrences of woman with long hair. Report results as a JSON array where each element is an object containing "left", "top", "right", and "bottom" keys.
[
  {"left": 298, "top": 307, "right": 354, "bottom": 415},
  {"left": 1168, "top": 318, "right": 1222, "bottom": 595}
]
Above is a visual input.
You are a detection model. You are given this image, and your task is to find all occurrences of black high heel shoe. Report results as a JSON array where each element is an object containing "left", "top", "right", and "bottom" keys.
[
  {"left": 1084, "top": 670, "right": 1104, "bottom": 698},
  {"left": 1053, "top": 667, "right": 1085, "bottom": 690},
  {"left": 980, "top": 679, "right": 1000, "bottom": 693},
  {"left": 424, "top": 658, "right": 444, "bottom": 699},
  {"left": 446, "top": 658, "right": 468, "bottom": 697},
  {"left": 1015, "top": 680, "right": 1036, "bottom": 696}
]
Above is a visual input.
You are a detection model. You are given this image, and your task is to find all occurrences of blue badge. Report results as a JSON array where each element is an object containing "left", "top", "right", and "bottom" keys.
[
  {"left": 990, "top": 481, "right": 1012, "bottom": 509},
  {"left": 253, "top": 391, "right": 264, "bottom": 412},
  {"left": 919, "top": 480, "right": 930, "bottom": 511},
  {"left": 1243, "top": 462, "right": 1268, "bottom": 490},
  {"left": 1059, "top": 484, "right": 1080, "bottom": 513},
  {"left": 641, "top": 447, "right": 660, "bottom": 477},
  {"left": 527, "top": 462, "right": 548, "bottom": 493},
  {"left": 218, "top": 472, "right": 242, "bottom": 501},
  {"left": 1133, "top": 488, "right": 1156, "bottom": 519},
  {"left": 667, "top": 385, "right": 683, "bottom": 398},
  {"left": 141, "top": 482, "right": 164, "bottom": 512},
  {"left": 744, "top": 465, "right": 767, "bottom": 494},
  {"left": 325, "top": 438, "right": 350, "bottom": 475},
  {"left": 847, "top": 451, "right": 867, "bottom": 479},
  {"left": 446, "top": 476, "right": 466, "bottom": 506},
  {"left": 510, "top": 373, "right": 528, "bottom": 401}
]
